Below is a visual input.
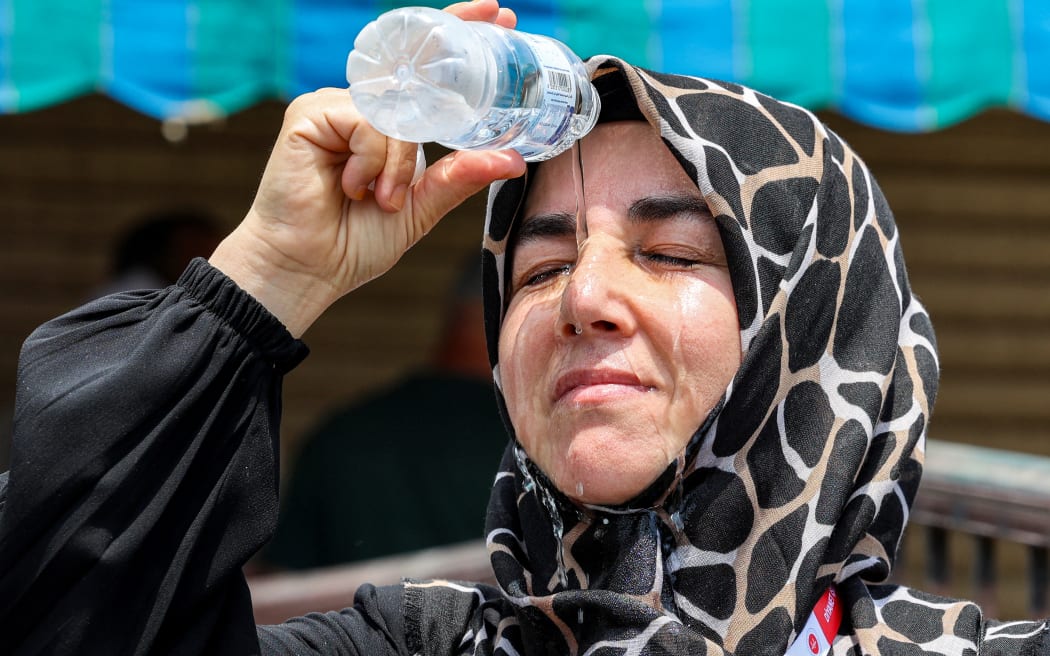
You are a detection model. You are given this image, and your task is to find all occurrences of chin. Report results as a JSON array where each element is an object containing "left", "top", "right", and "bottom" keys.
[
  {"left": 548, "top": 428, "right": 670, "bottom": 506},
  {"left": 560, "top": 470, "right": 654, "bottom": 506}
]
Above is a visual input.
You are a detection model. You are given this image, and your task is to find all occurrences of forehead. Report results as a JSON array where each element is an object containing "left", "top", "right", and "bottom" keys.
[{"left": 523, "top": 121, "right": 698, "bottom": 215}]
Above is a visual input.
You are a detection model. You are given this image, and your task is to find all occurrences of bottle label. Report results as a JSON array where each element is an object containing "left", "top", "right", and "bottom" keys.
[{"left": 515, "top": 32, "right": 578, "bottom": 156}]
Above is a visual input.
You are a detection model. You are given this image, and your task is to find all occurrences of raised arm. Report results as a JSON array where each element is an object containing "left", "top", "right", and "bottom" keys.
[
  {"left": 0, "top": 2, "right": 523, "bottom": 653},
  {"left": 210, "top": 2, "right": 524, "bottom": 337}
]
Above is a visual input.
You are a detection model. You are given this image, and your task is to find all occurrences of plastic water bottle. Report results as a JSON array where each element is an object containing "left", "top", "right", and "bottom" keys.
[{"left": 346, "top": 6, "right": 600, "bottom": 162}]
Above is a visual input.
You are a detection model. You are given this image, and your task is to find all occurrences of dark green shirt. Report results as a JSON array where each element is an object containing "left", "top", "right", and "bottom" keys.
[{"left": 266, "top": 372, "right": 509, "bottom": 569}]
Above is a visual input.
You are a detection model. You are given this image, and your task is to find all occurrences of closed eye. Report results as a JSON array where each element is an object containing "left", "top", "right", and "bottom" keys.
[
  {"left": 522, "top": 263, "right": 572, "bottom": 288},
  {"left": 642, "top": 252, "right": 700, "bottom": 268}
]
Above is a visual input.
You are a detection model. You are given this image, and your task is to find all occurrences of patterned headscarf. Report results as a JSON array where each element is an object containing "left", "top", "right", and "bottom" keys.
[{"left": 408, "top": 56, "right": 1046, "bottom": 656}]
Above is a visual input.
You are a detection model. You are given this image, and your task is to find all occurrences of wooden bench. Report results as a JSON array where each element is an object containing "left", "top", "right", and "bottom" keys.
[
  {"left": 248, "top": 539, "right": 491, "bottom": 625},
  {"left": 910, "top": 439, "right": 1050, "bottom": 615},
  {"left": 248, "top": 439, "right": 1050, "bottom": 623}
]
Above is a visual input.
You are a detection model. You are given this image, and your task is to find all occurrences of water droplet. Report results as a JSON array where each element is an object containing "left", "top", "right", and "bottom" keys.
[
  {"left": 515, "top": 446, "right": 537, "bottom": 492},
  {"left": 668, "top": 550, "right": 682, "bottom": 570},
  {"left": 575, "top": 481, "right": 584, "bottom": 497},
  {"left": 517, "top": 445, "right": 569, "bottom": 589},
  {"left": 571, "top": 139, "right": 588, "bottom": 244}
]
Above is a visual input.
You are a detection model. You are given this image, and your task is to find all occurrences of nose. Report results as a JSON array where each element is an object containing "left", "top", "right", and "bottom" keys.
[{"left": 557, "top": 242, "right": 638, "bottom": 339}]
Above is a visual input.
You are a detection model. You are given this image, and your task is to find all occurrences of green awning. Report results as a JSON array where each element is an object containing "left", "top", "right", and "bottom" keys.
[{"left": 2, "top": 0, "right": 1047, "bottom": 132}]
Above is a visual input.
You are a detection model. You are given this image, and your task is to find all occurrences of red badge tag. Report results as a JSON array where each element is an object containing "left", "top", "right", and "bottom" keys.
[{"left": 784, "top": 586, "right": 841, "bottom": 656}]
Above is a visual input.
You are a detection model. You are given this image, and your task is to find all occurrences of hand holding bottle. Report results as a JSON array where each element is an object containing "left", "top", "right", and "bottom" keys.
[
  {"left": 347, "top": 3, "right": 599, "bottom": 161},
  {"left": 209, "top": 1, "right": 527, "bottom": 338}
]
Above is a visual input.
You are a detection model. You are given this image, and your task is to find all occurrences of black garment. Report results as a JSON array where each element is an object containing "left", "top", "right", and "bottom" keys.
[
  {"left": 0, "top": 259, "right": 494, "bottom": 655},
  {"left": 265, "top": 372, "right": 507, "bottom": 569}
]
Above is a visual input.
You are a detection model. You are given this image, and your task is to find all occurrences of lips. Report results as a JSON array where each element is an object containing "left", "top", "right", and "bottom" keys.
[{"left": 552, "top": 368, "right": 651, "bottom": 404}]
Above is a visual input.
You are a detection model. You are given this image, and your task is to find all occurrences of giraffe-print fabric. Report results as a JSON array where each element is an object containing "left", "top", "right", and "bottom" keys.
[{"left": 402, "top": 56, "right": 1049, "bottom": 656}]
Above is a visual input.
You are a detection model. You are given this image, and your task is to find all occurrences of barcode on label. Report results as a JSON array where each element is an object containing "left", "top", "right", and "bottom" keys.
[{"left": 546, "top": 69, "right": 572, "bottom": 93}]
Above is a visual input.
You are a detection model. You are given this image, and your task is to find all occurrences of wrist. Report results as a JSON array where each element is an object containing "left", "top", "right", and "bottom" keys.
[{"left": 208, "top": 226, "right": 337, "bottom": 338}]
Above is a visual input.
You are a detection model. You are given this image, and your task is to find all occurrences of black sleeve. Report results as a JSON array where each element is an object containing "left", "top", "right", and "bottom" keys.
[
  {"left": 258, "top": 584, "right": 412, "bottom": 655},
  {"left": 0, "top": 258, "right": 411, "bottom": 656}
]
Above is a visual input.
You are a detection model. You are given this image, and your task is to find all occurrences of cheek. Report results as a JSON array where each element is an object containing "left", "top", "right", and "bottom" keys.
[
  {"left": 496, "top": 322, "right": 521, "bottom": 410},
  {"left": 497, "top": 289, "right": 570, "bottom": 462},
  {"left": 669, "top": 277, "right": 742, "bottom": 396},
  {"left": 497, "top": 301, "right": 549, "bottom": 435}
]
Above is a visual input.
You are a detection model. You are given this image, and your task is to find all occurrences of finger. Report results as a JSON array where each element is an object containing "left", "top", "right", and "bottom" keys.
[
  {"left": 372, "top": 139, "right": 421, "bottom": 212},
  {"left": 496, "top": 7, "right": 517, "bottom": 29},
  {"left": 410, "top": 149, "right": 526, "bottom": 237},
  {"left": 445, "top": 0, "right": 501, "bottom": 23},
  {"left": 343, "top": 123, "right": 389, "bottom": 201},
  {"left": 286, "top": 88, "right": 363, "bottom": 153},
  {"left": 444, "top": 2, "right": 516, "bottom": 30},
  {"left": 281, "top": 89, "right": 388, "bottom": 201}
]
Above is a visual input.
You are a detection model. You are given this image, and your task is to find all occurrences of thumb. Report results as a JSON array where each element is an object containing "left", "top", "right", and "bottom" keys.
[{"left": 409, "top": 149, "right": 526, "bottom": 235}]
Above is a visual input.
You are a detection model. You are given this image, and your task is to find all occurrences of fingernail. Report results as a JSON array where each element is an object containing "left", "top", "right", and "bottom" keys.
[
  {"left": 349, "top": 186, "right": 367, "bottom": 201},
  {"left": 391, "top": 184, "right": 408, "bottom": 211}
]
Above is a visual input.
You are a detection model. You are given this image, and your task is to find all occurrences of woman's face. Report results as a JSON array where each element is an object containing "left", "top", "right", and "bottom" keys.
[{"left": 498, "top": 122, "right": 742, "bottom": 505}]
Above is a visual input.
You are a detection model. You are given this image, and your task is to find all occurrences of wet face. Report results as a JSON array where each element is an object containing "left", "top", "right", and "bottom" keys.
[{"left": 498, "top": 122, "right": 742, "bottom": 506}]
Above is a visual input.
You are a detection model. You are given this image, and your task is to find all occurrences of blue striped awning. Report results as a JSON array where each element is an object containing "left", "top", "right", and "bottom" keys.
[{"left": 1, "top": 0, "right": 1048, "bottom": 132}]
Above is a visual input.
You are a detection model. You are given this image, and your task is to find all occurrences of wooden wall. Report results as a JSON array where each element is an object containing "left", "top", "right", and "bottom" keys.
[
  {"left": 0, "top": 95, "right": 1047, "bottom": 477},
  {"left": 819, "top": 110, "right": 1050, "bottom": 458},
  {"left": 0, "top": 95, "right": 490, "bottom": 473}
]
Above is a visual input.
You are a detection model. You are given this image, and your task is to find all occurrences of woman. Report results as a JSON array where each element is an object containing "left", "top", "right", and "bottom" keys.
[{"left": 1, "top": 1, "right": 1046, "bottom": 654}]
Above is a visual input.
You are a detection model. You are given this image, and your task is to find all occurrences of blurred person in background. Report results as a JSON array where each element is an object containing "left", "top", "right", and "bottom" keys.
[
  {"left": 263, "top": 257, "right": 508, "bottom": 569},
  {"left": 90, "top": 207, "right": 223, "bottom": 297},
  {"left": 0, "top": 207, "right": 223, "bottom": 471}
]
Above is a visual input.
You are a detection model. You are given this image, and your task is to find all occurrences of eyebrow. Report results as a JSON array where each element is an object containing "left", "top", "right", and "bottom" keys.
[
  {"left": 512, "top": 211, "right": 576, "bottom": 246},
  {"left": 514, "top": 194, "right": 714, "bottom": 246},
  {"left": 628, "top": 195, "right": 714, "bottom": 223}
]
